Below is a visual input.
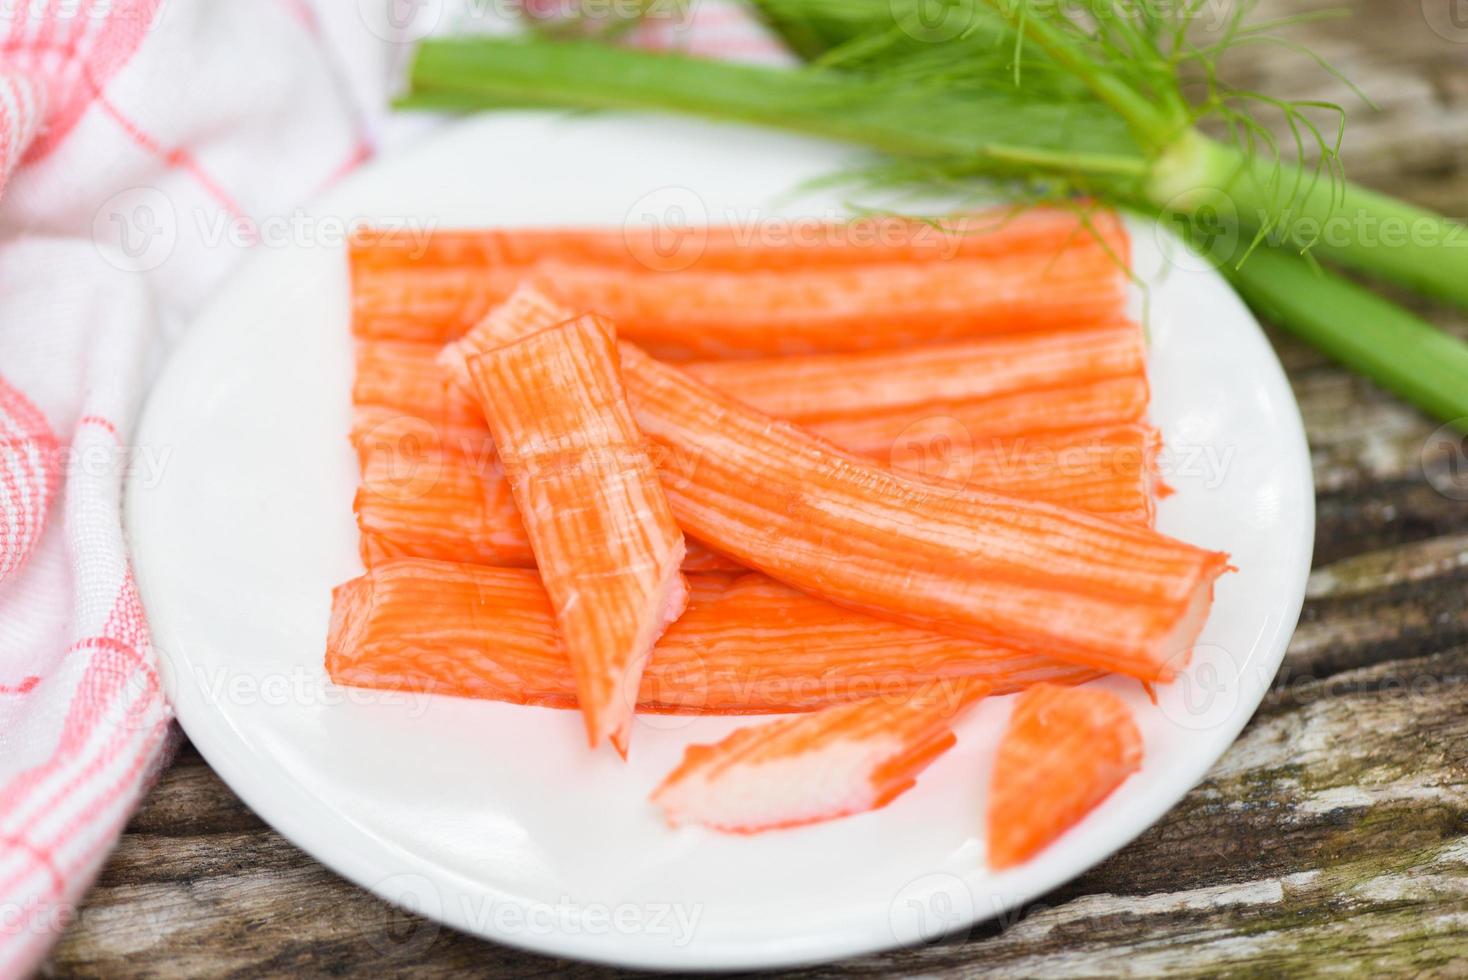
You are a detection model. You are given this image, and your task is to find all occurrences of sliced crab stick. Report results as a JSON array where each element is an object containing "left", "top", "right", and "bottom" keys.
[
  {"left": 325, "top": 561, "right": 1098, "bottom": 714},
  {"left": 438, "top": 283, "right": 570, "bottom": 389},
  {"left": 651, "top": 678, "right": 992, "bottom": 833},
  {"left": 987, "top": 683, "right": 1143, "bottom": 869},
  {"left": 465, "top": 314, "right": 688, "bottom": 755},
  {"left": 617, "top": 346, "right": 1230, "bottom": 681},
  {"left": 350, "top": 207, "right": 1128, "bottom": 273},
  {"left": 352, "top": 250, "right": 1128, "bottom": 356}
]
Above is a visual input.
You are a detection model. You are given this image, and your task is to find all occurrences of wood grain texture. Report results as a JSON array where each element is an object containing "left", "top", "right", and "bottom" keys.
[{"left": 44, "top": 2, "right": 1468, "bottom": 975}]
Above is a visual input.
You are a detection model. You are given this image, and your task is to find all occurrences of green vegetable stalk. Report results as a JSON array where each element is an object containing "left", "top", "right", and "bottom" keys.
[{"left": 400, "top": 0, "right": 1468, "bottom": 429}]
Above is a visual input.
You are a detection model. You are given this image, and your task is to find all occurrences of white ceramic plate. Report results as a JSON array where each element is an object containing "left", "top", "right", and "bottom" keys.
[{"left": 125, "top": 112, "right": 1313, "bottom": 970}]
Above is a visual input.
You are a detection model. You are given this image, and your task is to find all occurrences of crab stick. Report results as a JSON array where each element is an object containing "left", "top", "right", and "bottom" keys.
[
  {"left": 357, "top": 339, "right": 1151, "bottom": 464},
  {"left": 681, "top": 321, "right": 1145, "bottom": 424},
  {"left": 352, "top": 443, "right": 741, "bottom": 573},
  {"left": 325, "top": 561, "right": 1098, "bottom": 714},
  {"left": 807, "top": 375, "right": 1149, "bottom": 457},
  {"left": 651, "top": 678, "right": 991, "bottom": 833},
  {"left": 438, "top": 283, "right": 570, "bottom": 389},
  {"left": 465, "top": 314, "right": 687, "bottom": 755},
  {"left": 352, "top": 251, "right": 1128, "bottom": 356},
  {"left": 356, "top": 313, "right": 1153, "bottom": 486},
  {"left": 350, "top": 207, "right": 1128, "bottom": 273},
  {"left": 617, "top": 345, "right": 1229, "bottom": 681},
  {"left": 428, "top": 312, "right": 1150, "bottom": 438},
  {"left": 353, "top": 409, "right": 1158, "bottom": 568},
  {"left": 987, "top": 683, "right": 1143, "bottom": 868}
]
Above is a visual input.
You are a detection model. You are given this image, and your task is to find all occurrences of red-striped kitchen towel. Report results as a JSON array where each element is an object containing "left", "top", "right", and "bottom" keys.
[{"left": 0, "top": 2, "right": 786, "bottom": 973}]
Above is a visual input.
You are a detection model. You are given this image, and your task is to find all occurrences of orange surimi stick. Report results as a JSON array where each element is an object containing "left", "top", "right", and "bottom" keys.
[
  {"left": 465, "top": 314, "right": 688, "bottom": 756},
  {"left": 358, "top": 341, "right": 1151, "bottom": 460},
  {"left": 364, "top": 316, "right": 1148, "bottom": 440},
  {"left": 354, "top": 442, "right": 525, "bottom": 567},
  {"left": 438, "top": 283, "right": 570, "bottom": 389},
  {"left": 617, "top": 345, "right": 1230, "bottom": 681},
  {"left": 325, "top": 560, "right": 1099, "bottom": 715},
  {"left": 358, "top": 311, "right": 1154, "bottom": 499},
  {"left": 987, "top": 683, "right": 1143, "bottom": 868},
  {"left": 353, "top": 252, "right": 1128, "bottom": 356},
  {"left": 351, "top": 438, "right": 741, "bottom": 572},
  {"left": 915, "top": 424, "right": 1161, "bottom": 527},
  {"left": 350, "top": 207, "right": 1128, "bottom": 273},
  {"left": 650, "top": 678, "right": 992, "bottom": 833},
  {"left": 680, "top": 322, "right": 1145, "bottom": 424},
  {"left": 352, "top": 416, "right": 1158, "bottom": 568},
  {"left": 354, "top": 338, "right": 486, "bottom": 429},
  {"left": 806, "top": 375, "right": 1149, "bottom": 456}
]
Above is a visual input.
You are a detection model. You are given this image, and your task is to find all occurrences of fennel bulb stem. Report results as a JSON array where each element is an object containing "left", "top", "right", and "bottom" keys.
[
  {"left": 407, "top": 38, "right": 1141, "bottom": 169},
  {"left": 1225, "top": 247, "right": 1468, "bottom": 429},
  {"left": 1152, "top": 133, "right": 1468, "bottom": 308}
]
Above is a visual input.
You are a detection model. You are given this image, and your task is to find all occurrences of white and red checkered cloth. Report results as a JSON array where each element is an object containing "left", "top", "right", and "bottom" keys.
[{"left": 0, "top": 1, "right": 785, "bottom": 973}]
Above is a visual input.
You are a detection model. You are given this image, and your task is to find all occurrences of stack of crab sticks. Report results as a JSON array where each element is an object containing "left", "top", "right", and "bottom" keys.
[{"left": 328, "top": 207, "right": 1229, "bottom": 864}]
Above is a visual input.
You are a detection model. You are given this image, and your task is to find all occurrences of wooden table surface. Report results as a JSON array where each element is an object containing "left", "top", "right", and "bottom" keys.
[{"left": 44, "top": 2, "right": 1468, "bottom": 976}]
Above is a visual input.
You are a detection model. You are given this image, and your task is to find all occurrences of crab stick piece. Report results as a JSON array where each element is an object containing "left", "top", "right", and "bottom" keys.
[
  {"left": 352, "top": 251, "right": 1128, "bottom": 356},
  {"left": 352, "top": 343, "right": 1145, "bottom": 466},
  {"left": 680, "top": 322, "right": 1145, "bottom": 424},
  {"left": 325, "top": 562, "right": 1097, "bottom": 714},
  {"left": 466, "top": 314, "right": 687, "bottom": 755},
  {"left": 354, "top": 443, "right": 527, "bottom": 567},
  {"left": 354, "top": 338, "right": 486, "bottom": 429},
  {"left": 651, "top": 678, "right": 991, "bottom": 833},
  {"left": 806, "top": 375, "right": 1149, "bottom": 457},
  {"left": 358, "top": 308, "right": 1150, "bottom": 454},
  {"left": 352, "top": 442, "right": 741, "bottom": 572},
  {"left": 353, "top": 410, "right": 1158, "bottom": 568},
  {"left": 438, "top": 283, "right": 571, "bottom": 390},
  {"left": 618, "top": 346, "right": 1230, "bottom": 681},
  {"left": 350, "top": 207, "right": 1128, "bottom": 273},
  {"left": 987, "top": 683, "right": 1143, "bottom": 869},
  {"left": 906, "top": 424, "right": 1161, "bottom": 528},
  {"left": 349, "top": 405, "right": 494, "bottom": 468}
]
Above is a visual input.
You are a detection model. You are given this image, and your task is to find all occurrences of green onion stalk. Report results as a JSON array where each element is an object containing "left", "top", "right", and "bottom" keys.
[{"left": 400, "top": 0, "right": 1468, "bottom": 428}]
